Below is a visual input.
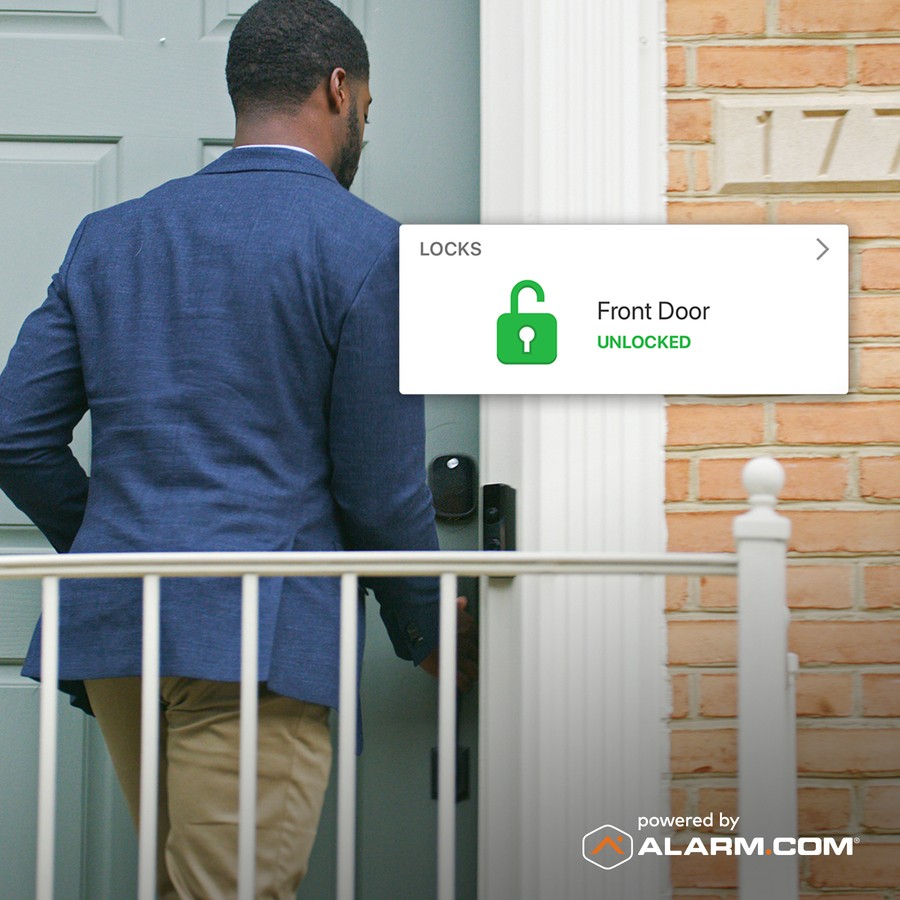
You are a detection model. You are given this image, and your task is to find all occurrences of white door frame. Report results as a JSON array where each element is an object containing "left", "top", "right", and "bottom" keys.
[{"left": 478, "top": 1, "right": 669, "bottom": 897}]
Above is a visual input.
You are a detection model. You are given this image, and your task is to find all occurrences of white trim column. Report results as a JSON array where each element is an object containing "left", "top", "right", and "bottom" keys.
[{"left": 479, "top": 2, "right": 669, "bottom": 898}]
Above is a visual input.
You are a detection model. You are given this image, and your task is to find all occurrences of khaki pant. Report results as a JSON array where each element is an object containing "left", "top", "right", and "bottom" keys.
[{"left": 85, "top": 677, "right": 332, "bottom": 900}]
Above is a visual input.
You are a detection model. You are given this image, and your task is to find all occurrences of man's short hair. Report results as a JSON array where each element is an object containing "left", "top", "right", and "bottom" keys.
[{"left": 226, "top": 0, "right": 369, "bottom": 115}]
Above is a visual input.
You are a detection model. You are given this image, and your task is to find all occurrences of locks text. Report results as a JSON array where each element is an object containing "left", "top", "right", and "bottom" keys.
[{"left": 419, "top": 241, "right": 482, "bottom": 257}]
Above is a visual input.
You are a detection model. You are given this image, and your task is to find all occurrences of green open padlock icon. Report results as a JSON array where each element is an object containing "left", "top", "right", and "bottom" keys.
[{"left": 497, "top": 279, "right": 558, "bottom": 365}]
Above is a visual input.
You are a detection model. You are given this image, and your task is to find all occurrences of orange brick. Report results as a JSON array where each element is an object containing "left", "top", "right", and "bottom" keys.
[
  {"left": 776, "top": 401, "right": 900, "bottom": 444},
  {"left": 777, "top": 200, "right": 900, "bottom": 239},
  {"left": 669, "top": 620, "right": 737, "bottom": 664},
  {"left": 807, "top": 843, "right": 900, "bottom": 889},
  {"left": 671, "top": 728, "right": 737, "bottom": 773},
  {"left": 693, "top": 150, "right": 711, "bottom": 191},
  {"left": 667, "top": 458, "right": 691, "bottom": 500},
  {"left": 668, "top": 100, "right": 712, "bottom": 142},
  {"left": 862, "top": 673, "right": 900, "bottom": 716},
  {"left": 668, "top": 45, "right": 687, "bottom": 87},
  {"left": 862, "top": 785, "right": 900, "bottom": 830},
  {"left": 672, "top": 673, "right": 691, "bottom": 718},
  {"left": 790, "top": 621, "right": 900, "bottom": 664},
  {"left": 859, "top": 347, "right": 900, "bottom": 389},
  {"left": 667, "top": 201, "right": 766, "bottom": 225},
  {"left": 698, "top": 457, "right": 847, "bottom": 501},
  {"left": 668, "top": 404, "right": 765, "bottom": 446},
  {"left": 781, "top": 0, "right": 900, "bottom": 34},
  {"left": 798, "top": 787, "right": 853, "bottom": 832},
  {"left": 796, "top": 673, "right": 854, "bottom": 717},
  {"left": 697, "top": 46, "right": 847, "bottom": 88},
  {"left": 699, "top": 672, "right": 853, "bottom": 717},
  {"left": 801, "top": 895, "right": 898, "bottom": 900},
  {"left": 864, "top": 565, "right": 900, "bottom": 608},
  {"left": 860, "top": 456, "right": 900, "bottom": 499},
  {"left": 800, "top": 895, "right": 892, "bottom": 900},
  {"left": 788, "top": 510, "right": 900, "bottom": 553},
  {"left": 671, "top": 786, "right": 689, "bottom": 818},
  {"left": 858, "top": 44, "right": 900, "bottom": 86},
  {"left": 668, "top": 511, "right": 734, "bottom": 552},
  {"left": 787, "top": 565, "right": 854, "bottom": 610},
  {"left": 698, "top": 787, "right": 736, "bottom": 822},
  {"left": 862, "top": 248, "right": 900, "bottom": 291},
  {"left": 671, "top": 851, "right": 737, "bottom": 888},
  {"left": 700, "top": 575, "right": 737, "bottom": 609},
  {"left": 672, "top": 509, "right": 897, "bottom": 556},
  {"left": 668, "top": 150, "right": 689, "bottom": 193},
  {"left": 850, "top": 296, "right": 900, "bottom": 337},
  {"left": 699, "top": 673, "right": 735, "bottom": 717},
  {"left": 667, "top": 574, "right": 690, "bottom": 610},
  {"left": 798, "top": 729, "right": 900, "bottom": 774},
  {"left": 668, "top": 0, "right": 765, "bottom": 35}
]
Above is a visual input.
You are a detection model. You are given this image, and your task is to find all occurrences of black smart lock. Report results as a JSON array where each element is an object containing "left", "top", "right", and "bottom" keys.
[{"left": 429, "top": 454, "right": 477, "bottom": 520}]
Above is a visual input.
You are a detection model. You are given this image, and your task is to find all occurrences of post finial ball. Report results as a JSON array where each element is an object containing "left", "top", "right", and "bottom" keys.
[{"left": 742, "top": 457, "right": 785, "bottom": 499}]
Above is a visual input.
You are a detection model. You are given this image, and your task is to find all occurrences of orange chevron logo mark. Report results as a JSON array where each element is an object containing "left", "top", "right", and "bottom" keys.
[{"left": 591, "top": 834, "right": 626, "bottom": 856}]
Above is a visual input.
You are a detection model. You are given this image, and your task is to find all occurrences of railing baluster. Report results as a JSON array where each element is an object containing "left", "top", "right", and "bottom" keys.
[
  {"left": 736, "top": 459, "right": 795, "bottom": 898},
  {"left": 238, "top": 574, "right": 260, "bottom": 900},
  {"left": 0, "top": 545, "right": 764, "bottom": 900},
  {"left": 138, "top": 575, "right": 161, "bottom": 900},
  {"left": 337, "top": 573, "right": 358, "bottom": 900},
  {"left": 437, "top": 573, "right": 458, "bottom": 900},
  {"left": 36, "top": 576, "right": 59, "bottom": 900}
]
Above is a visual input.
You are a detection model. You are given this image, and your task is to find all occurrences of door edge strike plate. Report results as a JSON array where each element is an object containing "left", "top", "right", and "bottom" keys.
[{"left": 482, "top": 483, "right": 516, "bottom": 581}]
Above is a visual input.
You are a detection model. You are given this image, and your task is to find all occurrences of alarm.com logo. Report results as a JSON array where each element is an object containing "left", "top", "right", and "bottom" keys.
[
  {"left": 582, "top": 825, "right": 633, "bottom": 870},
  {"left": 582, "top": 823, "right": 858, "bottom": 870}
]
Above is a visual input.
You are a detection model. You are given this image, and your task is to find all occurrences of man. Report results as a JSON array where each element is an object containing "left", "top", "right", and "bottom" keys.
[{"left": 0, "top": 0, "right": 476, "bottom": 895}]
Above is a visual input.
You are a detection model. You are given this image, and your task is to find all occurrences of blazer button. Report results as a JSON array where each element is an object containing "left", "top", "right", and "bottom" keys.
[{"left": 405, "top": 623, "right": 423, "bottom": 644}]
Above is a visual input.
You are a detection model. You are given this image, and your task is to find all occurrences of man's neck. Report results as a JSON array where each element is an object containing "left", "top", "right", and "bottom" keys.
[{"left": 233, "top": 116, "right": 331, "bottom": 168}]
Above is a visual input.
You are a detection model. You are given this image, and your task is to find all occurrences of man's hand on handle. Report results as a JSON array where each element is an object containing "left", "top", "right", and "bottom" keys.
[{"left": 420, "top": 597, "right": 478, "bottom": 693}]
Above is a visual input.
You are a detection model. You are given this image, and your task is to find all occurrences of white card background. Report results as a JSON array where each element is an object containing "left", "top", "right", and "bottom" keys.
[{"left": 399, "top": 224, "right": 849, "bottom": 395}]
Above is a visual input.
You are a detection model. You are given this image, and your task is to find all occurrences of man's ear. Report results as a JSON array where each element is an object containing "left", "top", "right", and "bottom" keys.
[{"left": 326, "top": 67, "right": 349, "bottom": 113}]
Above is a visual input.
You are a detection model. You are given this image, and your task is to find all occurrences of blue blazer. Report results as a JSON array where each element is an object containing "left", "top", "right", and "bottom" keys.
[{"left": 0, "top": 147, "right": 439, "bottom": 717}]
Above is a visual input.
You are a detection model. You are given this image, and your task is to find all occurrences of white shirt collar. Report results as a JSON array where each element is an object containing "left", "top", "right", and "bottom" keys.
[{"left": 234, "top": 144, "right": 317, "bottom": 159}]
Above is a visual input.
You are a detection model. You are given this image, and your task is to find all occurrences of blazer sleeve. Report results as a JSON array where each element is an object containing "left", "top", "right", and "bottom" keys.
[
  {"left": 328, "top": 234, "right": 440, "bottom": 664},
  {"left": 0, "top": 220, "right": 90, "bottom": 552}
]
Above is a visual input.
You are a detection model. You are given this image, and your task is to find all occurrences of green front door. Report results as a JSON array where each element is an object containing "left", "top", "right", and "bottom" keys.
[{"left": 0, "top": 1, "right": 479, "bottom": 897}]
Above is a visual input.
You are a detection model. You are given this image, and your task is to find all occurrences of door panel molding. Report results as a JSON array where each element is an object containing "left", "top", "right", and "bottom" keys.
[
  {"left": 202, "top": 0, "right": 252, "bottom": 38},
  {"left": 0, "top": 138, "right": 115, "bottom": 523},
  {"left": 0, "top": 136, "right": 119, "bottom": 205},
  {"left": 0, "top": 0, "right": 120, "bottom": 35}
]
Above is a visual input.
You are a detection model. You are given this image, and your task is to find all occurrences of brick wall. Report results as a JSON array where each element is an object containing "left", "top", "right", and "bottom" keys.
[{"left": 665, "top": 1, "right": 900, "bottom": 895}]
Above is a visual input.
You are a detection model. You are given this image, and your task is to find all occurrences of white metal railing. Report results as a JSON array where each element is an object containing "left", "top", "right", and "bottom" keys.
[{"left": 2, "top": 458, "right": 795, "bottom": 900}]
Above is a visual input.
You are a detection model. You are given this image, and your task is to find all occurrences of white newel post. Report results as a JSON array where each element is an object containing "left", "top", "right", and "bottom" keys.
[
  {"left": 479, "top": 1, "right": 668, "bottom": 898},
  {"left": 735, "top": 458, "right": 797, "bottom": 899}
]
